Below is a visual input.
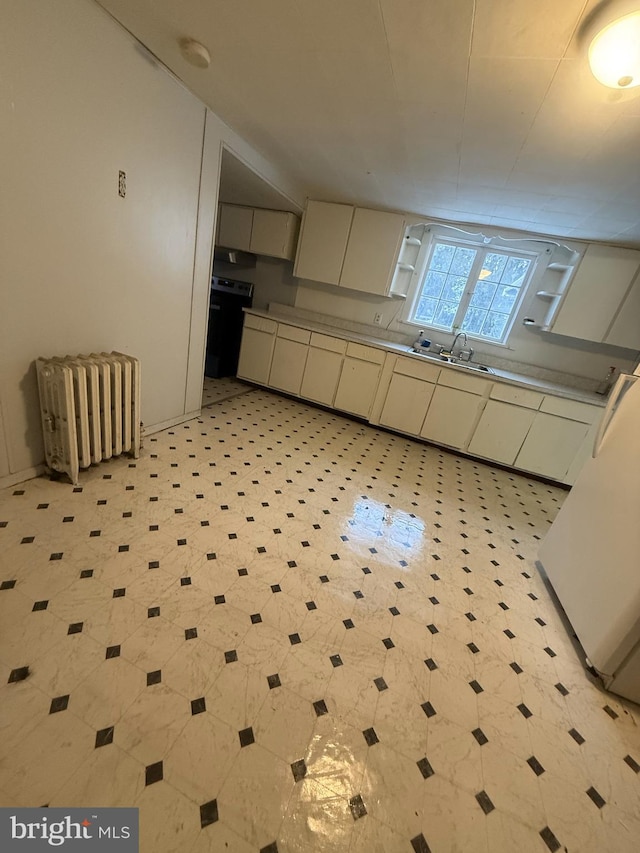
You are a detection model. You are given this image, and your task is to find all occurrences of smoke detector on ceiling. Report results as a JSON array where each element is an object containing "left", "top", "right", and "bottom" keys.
[{"left": 179, "top": 38, "right": 211, "bottom": 69}]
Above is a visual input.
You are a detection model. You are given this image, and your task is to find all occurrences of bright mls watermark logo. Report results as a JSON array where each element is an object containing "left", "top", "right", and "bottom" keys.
[{"left": 0, "top": 809, "right": 138, "bottom": 850}]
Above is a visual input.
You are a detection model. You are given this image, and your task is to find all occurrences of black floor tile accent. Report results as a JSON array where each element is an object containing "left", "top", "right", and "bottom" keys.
[
  {"left": 185, "top": 628, "right": 198, "bottom": 640},
  {"left": 362, "top": 727, "right": 379, "bottom": 746},
  {"left": 554, "top": 682, "right": 569, "bottom": 696},
  {"left": 259, "top": 843, "right": 278, "bottom": 853},
  {"left": 411, "top": 834, "right": 432, "bottom": 853},
  {"left": 95, "top": 726, "right": 114, "bottom": 748},
  {"left": 624, "top": 754, "right": 640, "bottom": 773},
  {"left": 469, "top": 680, "right": 483, "bottom": 694},
  {"left": 106, "top": 645, "right": 121, "bottom": 659},
  {"left": 313, "top": 700, "right": 328, "bottom": 717},
  {"left": 472, "top": 728, "right": 488, "bottom": 746},
  {"left": 517, "top": 703, "right": 532, "bottom": 719},
  {"left": 373, "top": 677, "right": 388, "bottom": 691},
  {"left": 424, "top": 658, "right": 438, "bottom": 671},
  {"left": 191, "top": 697, "right": 206, "bottom": 715},
  {"left": 68, "top": 622, "right": 83, "bottom": 635},
  {"left": 417, "top": 757, "right": 434, "bottom": 779},
  {"left": 475, "top": 790, "right": 495, "bottom": 814},
  {"left": 510, "top": 662, "right": 523, "bottom": 674},
  {"left": 147, "top": 670, "right": 161, "bottom": 686},
  {"left": 349, "top": 794, "right": 367, "bottom": 820},
  {"left": 568, "top": 728, "right": 585, "bottom": 745},
  {"left": 586, "top": 786, "right": 606, "bottom": 808},
  {"left": 49, "top": 695, "right": 70, "bottom": 714},
  {"left": 382, "top": 637, "right": 395, "bottom": 649},
  {"left": 539, "top": 825, "right": 561, "bottom": 852},
  {"left": 145, "top": 761, "right": 163, "bottom": 785},
  {"left": 199, "top": 799, "right": 219, "bottom": 828},
  {"left": 527, "top": 756, "right": 545, "bottom": 776},
  {"left": 421, "top": 701, "right": 436, "bottom": 718},
  {"left": 330, "top": 654, "right": 343, "bottom": 667},
  {"left": 239, "top": 727, "right": 255, "bottom": 747},
  {"left": 291, "top": 759, "right": 307, "bottom": 782},
  {"left": 267, "top": 674, "right": 281, "bottom": 689},
  {"left": 224, "top": 650, "right": 238, "bottom": 663}
]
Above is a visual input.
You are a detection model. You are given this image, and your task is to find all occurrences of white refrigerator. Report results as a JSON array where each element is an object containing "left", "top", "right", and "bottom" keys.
[{"left": 538, "top": 368, "right": 640, "bottom": 704}]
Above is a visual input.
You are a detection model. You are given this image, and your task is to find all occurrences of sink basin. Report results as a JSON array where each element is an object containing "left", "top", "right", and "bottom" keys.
[{"left": 410, "top": 347, "right": 493, "bottom": 374}]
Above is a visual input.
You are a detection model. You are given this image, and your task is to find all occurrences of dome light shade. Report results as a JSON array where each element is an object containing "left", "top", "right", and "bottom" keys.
[
  {"left": 588, "top": 11, "right": 640, "bottom": 88},
  {"left": 179, "top": 38, "right": 211, "bottom": 69}
]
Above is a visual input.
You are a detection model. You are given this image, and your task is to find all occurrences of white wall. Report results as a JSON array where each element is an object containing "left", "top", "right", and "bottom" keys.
[{"left": 0, "top": 0, "right": 304, "bottom": 482}]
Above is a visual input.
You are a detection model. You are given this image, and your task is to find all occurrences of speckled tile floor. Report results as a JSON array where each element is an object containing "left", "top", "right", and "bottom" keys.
[{"left": 1, "top": 383, "right": 639, "bottom": 853}]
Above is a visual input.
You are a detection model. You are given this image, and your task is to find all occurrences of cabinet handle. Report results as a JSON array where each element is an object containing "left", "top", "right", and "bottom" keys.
[{"left": 592, "top": 374, "right": 636, "bottom": 458}]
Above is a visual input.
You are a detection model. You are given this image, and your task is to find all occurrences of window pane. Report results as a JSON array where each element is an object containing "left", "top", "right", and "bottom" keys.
[
  {"left": 414, "top": 297, "right": 437, "bottom": 323},
  {"left": 450, "top": 247, "right": 477, "bottom": 277},
  {"left": 480, "top": 252, "right": 508, "bottom": 282},
  {"left": 422, "top": 270, "right": 446, "bottom": 298},
  {"left": 433, "top": 301, "right": 457, "bottom": 328},
  {"left": 481, "top": 312, "right": 509, "bottom": 340},
  {"left": 491, "top": 285, "right": 519, "bottom": 314},
  {"left": 442, "top": 275, "right": 467, "bottom": 302},
  {"left": 461, "top": 306, "right": 485, "bottom": 335},
  {"left": 501, "top": 257, "right": 531, "bottom": 285},
  {"left": 431, "top": 243, "right": 456, "bottom": 272},
  {"left": 469, "top": 280, "right": 496, "bottom": 309}
]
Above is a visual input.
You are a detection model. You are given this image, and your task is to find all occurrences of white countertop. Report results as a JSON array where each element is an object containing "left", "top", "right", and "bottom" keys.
[{"left": 244, "top": 308, "right": 606, "bottom": 407}]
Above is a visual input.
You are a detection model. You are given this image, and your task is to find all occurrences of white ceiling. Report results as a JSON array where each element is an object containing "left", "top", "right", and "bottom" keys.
[{"left": 97, "top": 0, "right": 640, "bottom": 246}]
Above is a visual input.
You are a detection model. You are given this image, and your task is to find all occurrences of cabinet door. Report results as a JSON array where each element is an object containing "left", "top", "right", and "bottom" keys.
[
  {"left": 339, "top": 208, "right": 406, "bottom": 295},
  {"left": 552, "top": 245, "right": 640, "bottom": 342},
  {"left": 379, "top": 374, "right": 436, "bottom": 436},
  {"left": 250, "top": 210, "right": 299, "bottom": 260},
  {"left": 293, "top": 200, "right": 354, "bottom": 284},
  {"left": 605, "top": 275, "right": 640, "bottom": 349},
  {"left": 468, "top": 400, "right": 537, "bottom": 464},
  {"left": 420, "top": 386, "right": 485, "bottom": 450},
  {"left": 237, "top": 326, "right": 275, "bottom": 385},
  {"left": 300, "top": 347, "right": 343, "bottom": 406},
  {"left": 268, "top": 338, "right": 308, "bottom": 395},
  {"left": 334, "top": 359, "right": 381, "bottom": 418},
  {"left": 515, "top": 413, "right": 589, "bottom": 480},
  {"left": 217, "top": 204, "right": 253, "bottom": 251}
]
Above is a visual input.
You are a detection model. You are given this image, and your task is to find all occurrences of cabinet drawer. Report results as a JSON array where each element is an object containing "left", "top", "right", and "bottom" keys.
[
  {"left": 345, "top": 341, "right": 385, "bottom": 364},
  {"left": 277, "top": 324, "right": 311, "bottom": 344},
  {"left": 394, "top": 356, "right": 440, "bottom": 383},
  {"left": 490, "top": 383, "right": 544, "bottom": 410},
  {"left": 244, "top": 314, "right": 277, "bottom": 334},
  {"left": 540, "top": 396, "right": 601, "bottom": 423},
  {"left": 309, "top": 332, "right": 347, "bottom": 354},
  {"left": 437, "top": 369, "right": 492, "bottom": 396}
]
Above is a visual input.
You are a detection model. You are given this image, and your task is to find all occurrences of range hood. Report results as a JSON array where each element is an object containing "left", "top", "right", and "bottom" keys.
[{"left": 213, "top": 246, "right": 256, "bottom": 267}]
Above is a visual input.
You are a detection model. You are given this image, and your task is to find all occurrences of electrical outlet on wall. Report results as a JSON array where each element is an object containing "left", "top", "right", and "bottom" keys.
[{"left": 373, "top": 312, "right": 383, "bottom": 326}]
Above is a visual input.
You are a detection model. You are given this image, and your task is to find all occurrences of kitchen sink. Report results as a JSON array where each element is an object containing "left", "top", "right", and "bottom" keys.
[{"left": 410, "top": 348, "right": 493, "bottom": 374}]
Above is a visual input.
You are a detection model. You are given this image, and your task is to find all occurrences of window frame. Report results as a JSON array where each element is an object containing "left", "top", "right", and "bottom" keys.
[{"left": 404, "top": 229, "right": 541, "bottom": 346}]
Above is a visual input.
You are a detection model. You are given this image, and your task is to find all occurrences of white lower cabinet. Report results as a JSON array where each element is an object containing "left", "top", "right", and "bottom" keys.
[
  {"left": 468, "top": 400, "right": 537, "bottom": 464},
  {"left": 236, "top": 315, "right": 277, "bottom": 385},
  {"left": 300, "top": 333, "right": 346, "bottom": 406},
  {"left": 514, "top": 413, "right": 590, "bottom": 481},
  {"left": 379, "top": 357, "right": 440, "bottom": 435},
  {"left": 467, "top": 385, "right": 544, "bottom": 464},
  {"left": 334, "top": 342, "right": 385, "bottom": 418},
  {"left": 420, "top": 372, "right": 491, "bottom": 450},
  {"left": 268, "top": 324, "right": 311, "bottom": 395}
]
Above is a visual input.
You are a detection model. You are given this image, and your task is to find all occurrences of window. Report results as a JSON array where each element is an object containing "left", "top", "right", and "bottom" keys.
[{"left": 408, "top": 236, "right": 536, "bottom": 344}]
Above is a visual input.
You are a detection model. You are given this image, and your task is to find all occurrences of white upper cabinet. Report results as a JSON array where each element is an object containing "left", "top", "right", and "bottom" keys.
[
  {"left": 550, "top": 244, "right": 640, "bottom": 346},
  {"left": 217, "top": 204, "right": 300, "bottom": 261},
  {"left": 294, "top": 200, "right": 405, "bottom": 296},
  {"left": 339, "top": 208, "right": 406, "bottom": 295},
  {"left": 294, "top": 200, "right": 354, "bottom": 284},
  {"left": 217, "top": 204, "right": 253, "bottom": 252}
]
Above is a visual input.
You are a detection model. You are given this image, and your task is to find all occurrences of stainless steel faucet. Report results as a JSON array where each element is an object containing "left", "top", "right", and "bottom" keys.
[{"left": 451, "top": 331, "right": 467, "bottom": 356}]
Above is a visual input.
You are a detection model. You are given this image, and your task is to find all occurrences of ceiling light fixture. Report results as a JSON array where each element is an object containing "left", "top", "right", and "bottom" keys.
[
  {"left": 587, "top": 2, "right": 640, "bottom": 88},
  {"left": 179, "top": 38, "right": 211, "bottom": 69}
]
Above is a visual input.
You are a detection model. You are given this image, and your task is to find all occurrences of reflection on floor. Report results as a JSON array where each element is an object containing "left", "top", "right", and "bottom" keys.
[
  {"left": 1, "top": 386, "right": 639, "bottom": 853},
  {"left": 202, "top": 376, "right": 251, "bottom": 408}
]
